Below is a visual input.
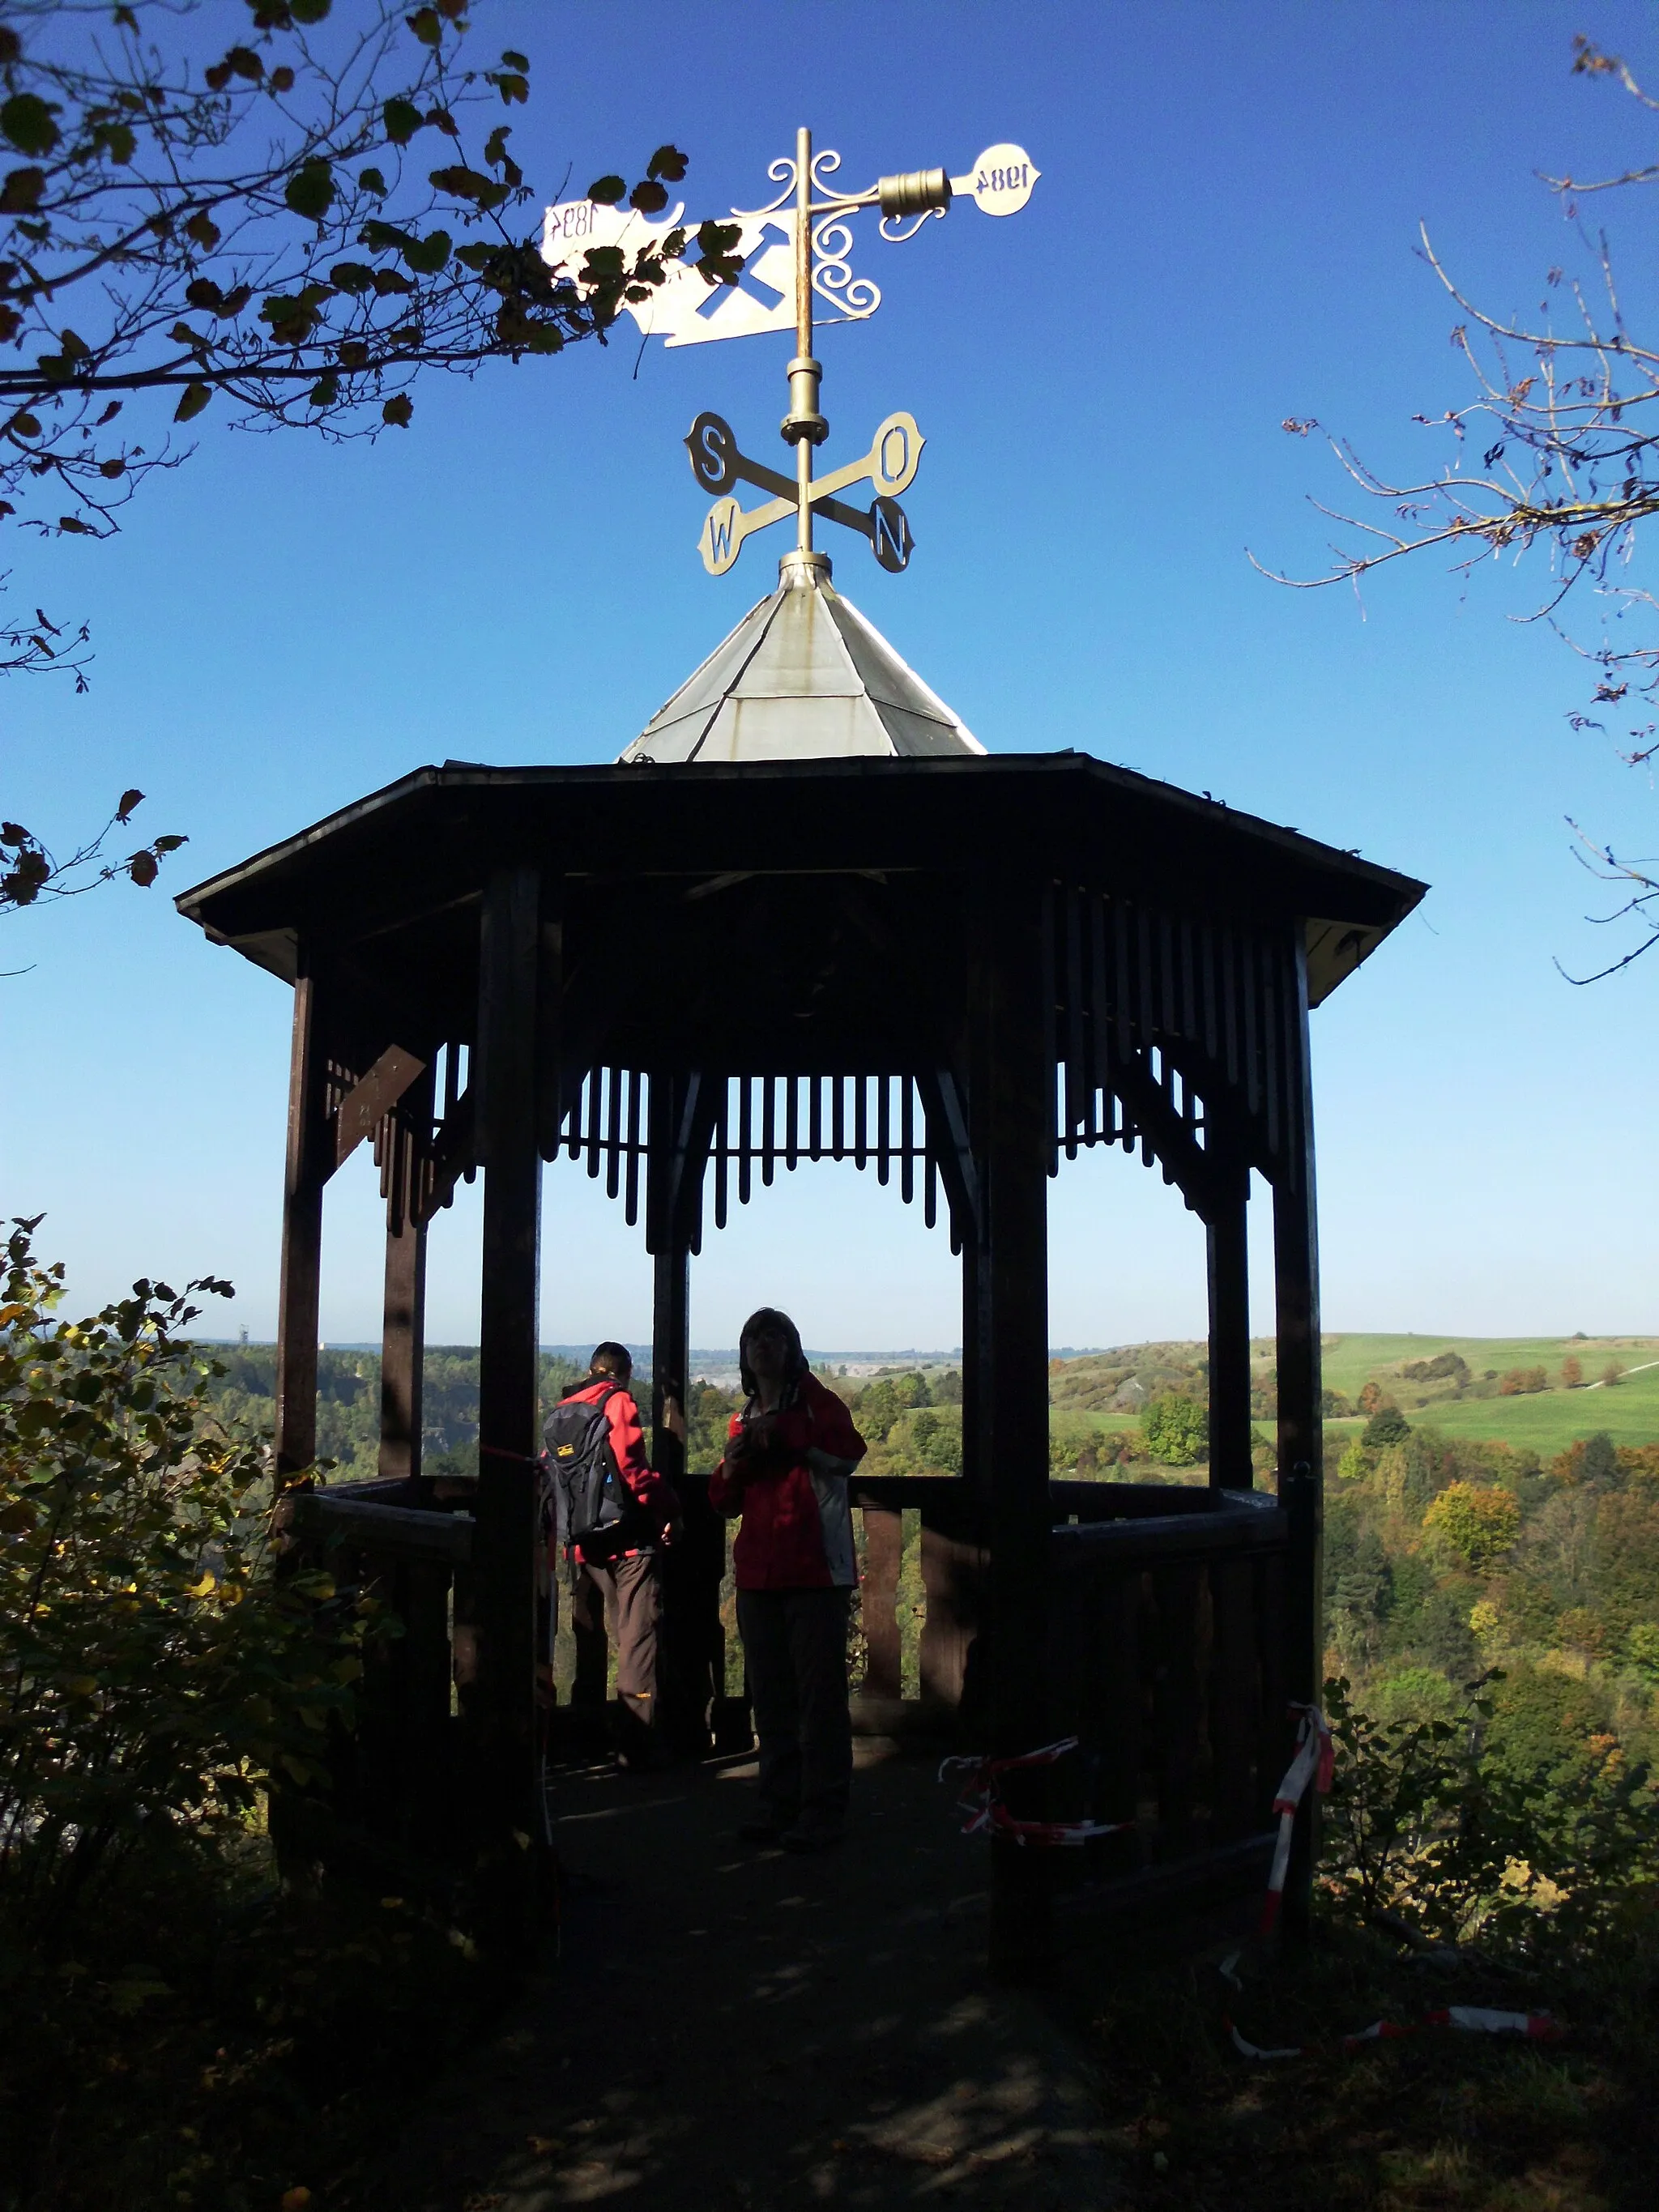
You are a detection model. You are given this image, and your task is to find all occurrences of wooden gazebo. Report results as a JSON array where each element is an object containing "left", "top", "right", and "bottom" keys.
[{"left": 177, "top": 547, "right": 1423, "bottom": 1971}]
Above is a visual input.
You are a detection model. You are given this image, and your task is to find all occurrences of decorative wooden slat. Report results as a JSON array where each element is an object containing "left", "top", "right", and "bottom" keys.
[
  {"left": 761, "top": 1072, "right": 776, "bottom": 1187},
  {"left": 786, "top": 1073, "right": 799, "bottom": 1171},
  {"left": 900, "top": 1076, "right": 915, "bottom": 1204},
  {"left": 1094, "top": 1570, "right": 1145, "bottom": 1874},
  {"left": 855, "top": 1072, "right": 868, "bottom": 1168},
  {"left": 809, "top": 1072, "right": 823, "bottom": 1158},
  {"left": 1064, "top": 888, "right": 1085, "bottom": 1149},
  {"left": 738, "top": 1076, "right": 753, "bottom": 1206},
  {"left": 1209, "top": 1557, "right": 1258, "bottom": 1843},
  {"left": 1153, "top": 1563, "right": 1203, "bottom": 1857},
  {"left": 876, "top": 1072, "right": 891, "bottom": 1186},
  {"left": 917, "top": 1490, "right": 987, "bottom": 1709},
  {"left": 859, "top": 1503, "right": 902, "bottom": 1699},
  {"left": 624, "top": 1068, "right": 642, "bottom": 1225}
]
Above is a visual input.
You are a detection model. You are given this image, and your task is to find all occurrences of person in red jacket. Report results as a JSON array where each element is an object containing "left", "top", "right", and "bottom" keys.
[
  {"left": 554, "top": 1343, "right": 680, "bottom": 1766},
  {"left": 709, "top": 1308, "right": 867, "bottom": 1851}
]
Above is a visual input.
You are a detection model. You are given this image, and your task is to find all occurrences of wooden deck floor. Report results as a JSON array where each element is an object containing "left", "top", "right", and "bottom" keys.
[{"left": 364, "top": 1741, "right": 1124, "bottom": 2210}]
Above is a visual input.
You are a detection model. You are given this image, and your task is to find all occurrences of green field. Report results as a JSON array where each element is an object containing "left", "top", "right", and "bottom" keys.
[
  {"left": 1317, "top": 1331, "right": 1659, "bottom": 1453},
  {"left": 1044, "top": 1332, "right": 1659, "bottom": 1458}
]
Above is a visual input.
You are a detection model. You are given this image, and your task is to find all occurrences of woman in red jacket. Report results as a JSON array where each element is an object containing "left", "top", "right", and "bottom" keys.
[{"left": 710, "top": 1307, "right": 867, "bottom": 1851}]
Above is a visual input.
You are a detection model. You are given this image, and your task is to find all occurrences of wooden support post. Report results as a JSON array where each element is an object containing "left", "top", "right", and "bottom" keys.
[
  {"left": 979, "top": 887, "right": 1054, "bottom": 1979},
  {"left": 650, "top": 1073, "right": 727, "bottom": 1754},
  {"left": 472, "top": 865, "right": 544, "bottom": 1941},
  {"left": 1273, "top": 930, "right": 1323, "bottom": 1942},
  {"left": 276, "top": 965, "right": 330, "bottom": 1482},
  {"left": 651, "top": 1234, "right": 689, "bottom": 1487},
  {"left": 1206, "top": 1182, "right": 1252, "bottom": 1490},
  {"left": 380, "top": 1066, "right": 433, "bottom": 1485}
]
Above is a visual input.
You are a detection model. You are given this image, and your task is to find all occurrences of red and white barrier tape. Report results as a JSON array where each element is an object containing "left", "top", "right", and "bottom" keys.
[
  {"left": 938, "top": 1735, "right": 1132, "bottom": 1848},
  {"left": 1226, "top": 2003, "right": 1558, "bottom": 2061},
  {"left": 1346, "top": 2007, "right": 1559, "bottom": 2049},
  {"left": 1259, "top": 1703, "right": 1335, "bottom": 1935}
]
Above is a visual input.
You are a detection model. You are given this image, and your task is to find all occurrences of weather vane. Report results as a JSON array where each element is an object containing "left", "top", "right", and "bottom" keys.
[{"left": 544, "top": 131, "right": 1038, "bottom": 577}]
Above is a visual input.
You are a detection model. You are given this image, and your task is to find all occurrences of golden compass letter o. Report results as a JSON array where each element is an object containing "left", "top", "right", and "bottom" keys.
[{"left": 869, "top": 411, "right": 923, "bottom": 500}]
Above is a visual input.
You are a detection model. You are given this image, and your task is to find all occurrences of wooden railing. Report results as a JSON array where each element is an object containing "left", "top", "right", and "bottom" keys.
[{"left": 285, "top": 1471, "right": 1292, "bottom": 1900}]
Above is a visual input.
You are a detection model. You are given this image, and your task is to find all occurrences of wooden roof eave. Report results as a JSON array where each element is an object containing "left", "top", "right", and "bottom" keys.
[{"left": 176, "top": 754, "right": 1426, "bottom": 998}]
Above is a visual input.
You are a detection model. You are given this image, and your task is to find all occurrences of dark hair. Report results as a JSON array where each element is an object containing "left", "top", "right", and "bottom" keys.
[
  {"left": 737, "top": 1308, "right": 805, "bottom": 1399},
  {"left": 589, "top": 1341, "right": 633, "bottom": 1380}
]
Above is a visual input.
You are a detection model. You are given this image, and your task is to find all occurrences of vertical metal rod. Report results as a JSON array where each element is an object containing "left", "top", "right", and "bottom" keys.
[
  {"left": 901, "top": 1077, "right": 915, "bottom": 1204},
  {"left": 876, "top": 1073, "right": 891, "bottom": 1186},
  {"left": 832, "top": 1074, "right": 845, "bottom": 1159},
  {"left": 761, "top": 1073, "right": 776, "bottom": 1187},
  {"left": 714, "top": 1076, "right": 729, "bottom": 1230},
  {"left": 795, "top": 124, "right": 813, "bottom": 554},
  {"left": 786, "top": 1074, "right": 799, "bottom": 1170},
  {"left": 809, "top": 1072, "right": 822, "bottom": 1159},
  {"left": 738, "top": 1076, "right": 753, "bottom": 1207}
]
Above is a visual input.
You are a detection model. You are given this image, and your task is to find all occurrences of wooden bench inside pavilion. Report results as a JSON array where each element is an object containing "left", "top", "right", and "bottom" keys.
[{"left": 177, "top": 542, "right": 1422, "bottom": 1976}]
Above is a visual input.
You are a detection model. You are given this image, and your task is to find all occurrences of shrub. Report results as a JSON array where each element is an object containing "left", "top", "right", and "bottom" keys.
[
  {"left": 0, "top": 1218, "right": 374, "bottom": 1941},
  {"left": 1369, "top": 1666, "right": 1456, "bottom": 1726},
  {"left": 1561, "top": 1355, "right": 1584, "bottom": 1388},
  {"left": 1337, "top": 1438, "right": 1369, "bottom": 1482},
  {"left": 1140, "top": 1392, "right": 1208, "bottom": 1466},
  {"left": 1362, "top": 1407, "right": 1411, "bottom": 1448},
  {"left": 1498, "top": 1366, "right": 1549, "bottom": 1396},
  {"left": 1422, "top": 1481, "right": 1522, "bottom": 1571},
  {"left": 1324, "top": 1671, "right": 1659, "bottom": 1958}
]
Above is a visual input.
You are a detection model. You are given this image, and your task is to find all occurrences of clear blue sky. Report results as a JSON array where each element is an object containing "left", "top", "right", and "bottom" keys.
[{"left": 6, "top": 0, "right": 1658, "bottom": 1355}]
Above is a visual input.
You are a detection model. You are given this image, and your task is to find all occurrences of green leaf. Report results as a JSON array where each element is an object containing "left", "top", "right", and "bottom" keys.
[
  {"left": 183, "top": 210, "right": 221, "bottom": 249},
  {"left": 381, "top": 393, "right": 412, "bottom": 428},
  {"left": 646, "top": 144, "right": 688, "bottom": 183},
  {"left": 0, "top": 167, "right": 45, "bottom": 215},
  {"left": 328, "top": 262, "right": 375, "bottom": 293},
  {"left": 10, "top": 413, "right": 41, "bottom": 438},
  {"left": 453, "top": 241, "right": 495, "bottom": 273},
  {"left": 501, "top": 48, "right": 530, "bottom": 68},
  {"left": 586, "top": 174, "right": 625, "bottom": 206},
  {"left": 173, "top": 381, "right": 211, "bottom": 424},
  {"left": 382, "top": 97, "right": 422, "bottom": 146},
  {"left": 359, "top": 165, "right": 389, "bottom": 197},
  {"left": 2, "top": 95, "right": 62, "bottom": 160},
  {"left": 403, "top": 229, "right": 450, "bottom": 275},
  {"left": 307, "top": 373, "right": 339, "bottom": 408},
  {"left": 629, "top": 180, "right": 668, "bottom": 215},
  {"left": 284, "top": 160, "right": 334, "bottom": 223},
  {"left": 292, "top": 0, "right": 334, "bottom": 21},
  {"left": 407, "top": 6, "right": 441, "bottom": 45},
  {"left": 429, "top": 164, "right": 507, "bottom": 211}
]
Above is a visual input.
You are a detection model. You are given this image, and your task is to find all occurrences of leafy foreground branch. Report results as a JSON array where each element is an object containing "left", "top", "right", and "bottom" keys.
[
  {"left": 0, "top": 0, "right": 741, "bottom": 922},
  {"left": 0, "top": 1217, "right": 497, "bottom": 2208}
]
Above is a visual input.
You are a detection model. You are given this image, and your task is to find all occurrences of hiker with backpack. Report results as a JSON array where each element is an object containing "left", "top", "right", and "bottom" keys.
[
  {"left": 544, "top": 1343, "right": 681, "bottom": 1767},
  {"left": 710, "top": 1309, "right": 868, "bottom": 1852}
]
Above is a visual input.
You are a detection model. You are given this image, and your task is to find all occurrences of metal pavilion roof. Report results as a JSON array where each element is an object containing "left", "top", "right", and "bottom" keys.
[{"left": 616, "top": 549, "right": 983, "bottom": 765}]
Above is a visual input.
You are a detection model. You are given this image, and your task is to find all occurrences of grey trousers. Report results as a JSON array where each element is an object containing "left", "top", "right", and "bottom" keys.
[
  {"left": 572, "top": 1549, "right": 661, "bottom": 1742},
  {"left": 736, "top": 1586, "right": 853, "bottom": 1835}
]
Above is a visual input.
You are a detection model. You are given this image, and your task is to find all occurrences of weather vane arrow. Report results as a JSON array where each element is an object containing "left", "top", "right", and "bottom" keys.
[{"left": 544, "top": 130, "right": 1038, "bottom": 576}]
